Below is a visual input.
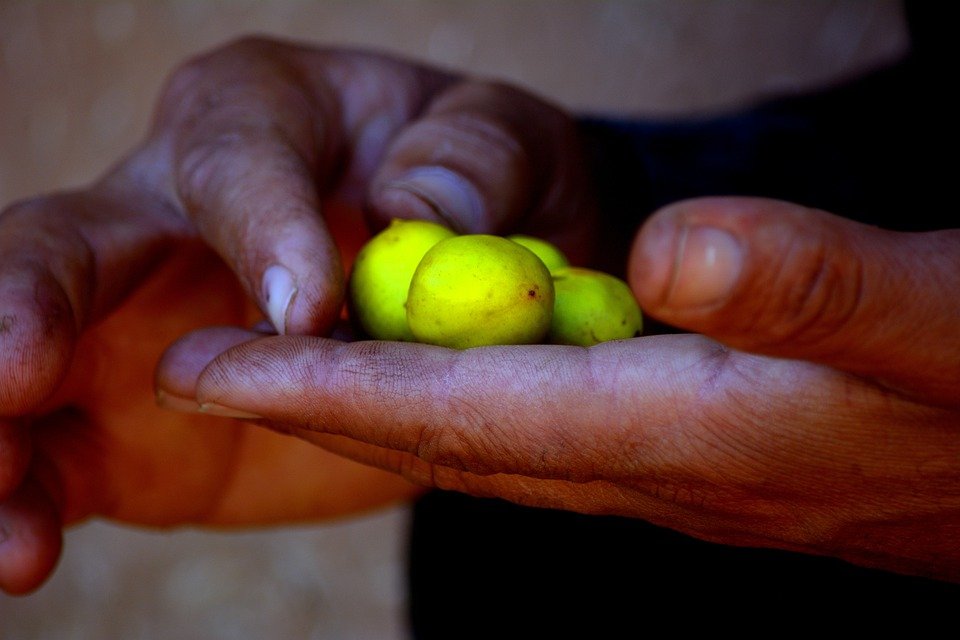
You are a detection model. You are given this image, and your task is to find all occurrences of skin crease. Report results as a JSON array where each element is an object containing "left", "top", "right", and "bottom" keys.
[{"left": 0, "top": 36, "right": 958, "bottom": 595}]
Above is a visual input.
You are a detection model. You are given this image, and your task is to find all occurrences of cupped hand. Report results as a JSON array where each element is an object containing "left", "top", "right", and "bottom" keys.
[
  {"left": 0, "top": 36, "right": 594, "bottom": 594},
  {"left": 164, "top": 197, "right": 960, "bottom": 582}
]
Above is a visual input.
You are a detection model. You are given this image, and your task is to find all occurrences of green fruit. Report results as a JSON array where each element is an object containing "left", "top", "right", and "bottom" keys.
[
  {"left": 407, "top": 235, "right": 554, "bottom": 349},
  {"left": 548, "top": 267, "right": 642, "bottom": 346},
  {"left": 348, "top": 218, "right": 456, "bottom": 341},
  {"left": 507, "top": 234, "right": 570, "bottom": 272}
]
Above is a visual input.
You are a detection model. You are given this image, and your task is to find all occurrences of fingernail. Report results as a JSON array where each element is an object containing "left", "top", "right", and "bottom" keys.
[
  {"left": 382, "top": 166, "right": 483, "bottom": 232},
  {"left": 262, "top": 264, "right": 297, "bottom": 335},
  {"left": 155, "top": 389, "right": 200, "bottom": 413},
  {"left": 198, "top": 403, "right": 263, "bottom": 420},
  {"left": 665, "top": 226, "right": 743, "bottom": 308}
]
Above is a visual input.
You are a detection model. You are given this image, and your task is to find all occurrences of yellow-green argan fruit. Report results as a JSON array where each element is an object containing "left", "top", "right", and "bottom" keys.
[
  {"left": 348, "top": 218, "right": 456, "bottom": 341},
  {"left": 548, "top": 267, "right": 643, "bottom": 346},
  {"left": 407, "top": 235, "right": 554, "bottom": 349},
  {"left": 506, "top": 234, "right": 570, "bottom": 272}
]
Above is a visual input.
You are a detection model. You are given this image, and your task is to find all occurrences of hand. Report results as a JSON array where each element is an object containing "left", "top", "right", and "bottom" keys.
[
  {"left": 0, "top": 194, "right": 417, "bottom": 595},
  {"left": 0, "top": 36, "right": 594, "bottom": 593},
  {"left": 164, "top": 197, "right": 960, "bottom": 582}
]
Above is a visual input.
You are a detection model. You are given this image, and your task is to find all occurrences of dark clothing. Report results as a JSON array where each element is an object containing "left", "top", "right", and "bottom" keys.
[
  {"left": 410, "top": 491, "right": 959, "bottom": 637},
  {"left": 408, "top": 6, "right": 959, "bottom": 637}
]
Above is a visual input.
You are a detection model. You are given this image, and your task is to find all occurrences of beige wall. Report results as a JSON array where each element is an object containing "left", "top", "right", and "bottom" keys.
[{"left": 1, "top": 1, "right": 907, "bottom": 205}]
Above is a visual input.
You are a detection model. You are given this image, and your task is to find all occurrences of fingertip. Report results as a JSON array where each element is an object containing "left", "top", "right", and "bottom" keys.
[
  {"left": 630, "top": 214, "right": 744, "bottom": 313},
  {"left": 250, "top": 236, "right": 345, "bottom": 338},
  {"left": 0, "top": 482, "right": 62, "bottom": 595},
  {"left": 155, "top": 326, "right": 262, "bottom": 402},
  {"left": 628, "top": 209, "right": 681, "bottom": 309},
  {"left": 278, "top": 266, "right": 344, "bottom": 338},
  {"left": 0, "top": 270, "right": 77, "bottom": 417}
]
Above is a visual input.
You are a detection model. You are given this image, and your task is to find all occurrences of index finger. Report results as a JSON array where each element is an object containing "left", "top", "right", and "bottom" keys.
[
  {"left": 178, "top": 333, "right": 722, "bottom": 480},
  {"left": 158, "top": 39, "right": 453, "bottom": 336}
]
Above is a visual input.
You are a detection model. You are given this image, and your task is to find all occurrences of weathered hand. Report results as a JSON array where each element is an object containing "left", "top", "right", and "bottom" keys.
[
  {"left": 0, "top": 191, "right": 417, "bottom": 594},
  {"left": 0, "top": 36, "right": 593, "bottom": 593},
  {"left": 165, "top": 197, "right": 960, "bottom": 582}
]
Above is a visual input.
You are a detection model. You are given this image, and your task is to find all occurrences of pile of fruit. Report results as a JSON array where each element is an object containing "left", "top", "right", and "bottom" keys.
[{"left": 348, "top": 219, "right": 642, "bottom": 349}]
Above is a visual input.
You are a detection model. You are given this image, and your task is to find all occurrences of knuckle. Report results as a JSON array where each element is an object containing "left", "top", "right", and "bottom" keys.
[
  {"left": 174, "top": 129, "right": 288, "bottom": 224},
  {"left": 633, "top": 348, "right": 772, "bottom": 510},
  {"left": 157, "top": 56, "right": 222, "bottom": 127},
  {"left": 409, "top": 411, "right": 467, "bottom": 469},
  {"left": 408, "top": 393, "right": 504, "bottom": 476},
  {"left": 175, "top": 132, "right": 242, "bottom": 210},
  {"left": 677, "top": 353, "right": 852, "bottom": 516},
  {"left": 396, "top": 78, "right": 579, "bottom": 226},
  {"left": 395, "top": 111, "right": 534, "bottom": 223},
  {"left": 758, "top": 230, "right": 865, "bottom": 349},
  {"left": 436, "top": 78, "right": 574, "bottom": 151},
  {"left": 157, "top": 35, "right": 297, "bottom": 129},
  {"left": 414, "top": 111, "right": 529, "bottom": 175},
  {"left": 0, "top": 197, "right": 97, "bottom": 298}
]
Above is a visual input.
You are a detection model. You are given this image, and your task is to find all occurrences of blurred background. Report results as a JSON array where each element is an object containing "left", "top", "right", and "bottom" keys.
[{"left": 0, "top": 2, "right": 908, "bottom": 638}]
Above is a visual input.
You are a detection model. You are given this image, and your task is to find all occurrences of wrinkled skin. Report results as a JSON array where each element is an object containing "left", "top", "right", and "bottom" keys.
[
  {"left": 1, "top": 37, "right": 958, "bottom": 595},
  {"left": 0, "top": 37, "right": 593, "bottom": 594}
]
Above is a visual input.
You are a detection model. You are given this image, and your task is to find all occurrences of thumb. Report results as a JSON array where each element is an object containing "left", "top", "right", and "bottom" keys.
[{"left": 628, "top": 197, "right": 960, "bottom": 406}]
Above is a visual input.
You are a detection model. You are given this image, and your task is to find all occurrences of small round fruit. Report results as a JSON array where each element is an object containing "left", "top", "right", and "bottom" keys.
[
  {"left": 507, "top": 234, "right": 570, "bottom": 272},
  {"left": 348, "top": 218, "right": 456, "bottom": 341},
  {"left": 407, "top": 235, "right": 554, "bottom": 349},
  {"left": 548, "top": 267, "right": 643, "bottom": 346}
]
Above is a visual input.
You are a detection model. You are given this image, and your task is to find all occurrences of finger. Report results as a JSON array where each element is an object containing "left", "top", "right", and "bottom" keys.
[
  {"left": 162, "top": 38, "right": 596, "bottom": 334},
  {"left": 161, "top": 41, "right": 341, "bottom": 336},
  {"left": 184, "top": 334, "right": 717, "bottom": 480},
  {"left": 0, "top": 181, "right": 189, "bottom": 417},
  {"left": 628, "top": 197, "right": 960, "bottom": 405},
  {"left": 0, "top": 480, "right": 62, "bottom": 595},
  {"left": 166, "top": 329, "right": 960, "bottom": 569},
  {"left": 162, "top": 41, "right": 456, "bottom": 336},
  {"left": 155, "top": 326, "right": 262, "bottom": 412},
  {"left": 154, "top": 328, "right": 428, "bottom": 523},
  {"left": 365, "top": 79, "right": 596, "bottom": 264},
  {"left": 155, "top": 328, "right": 553, "bottom": 498}
]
